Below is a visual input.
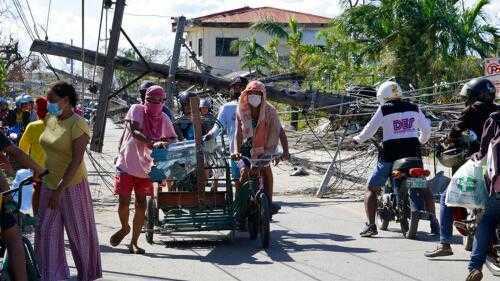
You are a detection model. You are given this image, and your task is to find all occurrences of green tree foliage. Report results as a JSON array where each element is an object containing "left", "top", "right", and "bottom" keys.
[
  {"left": 241, "top": 0, "right": 498, "bottom": 93},
  {"left": 328, "top": 0, "right": 498, "bottom": 89},
  {"left": 0, "top": 60, "right": 6, "bottom": 95},
  {"left": 230, "top": 38, "right": 273, "bottom": 74},
  {"left": 251, "top": 18, "right": 319, "bottom": 75}
]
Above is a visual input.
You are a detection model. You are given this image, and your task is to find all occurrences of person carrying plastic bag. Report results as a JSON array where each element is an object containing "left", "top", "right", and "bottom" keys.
[
  {"left": 465, "top": 110, "right": 500, "bottom": 281},
  {"left": 444, "top": 159, "right": 488, "bottom": 210}
]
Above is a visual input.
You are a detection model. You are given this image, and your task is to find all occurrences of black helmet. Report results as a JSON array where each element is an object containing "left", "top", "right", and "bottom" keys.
[
  {"left": 229, "top": 76, "right": 248, "bottom": 87},
  {"left": 139, "top": 80, "right": 155, "bottom": 94},
  {"left": 437, "top": 130, "right": 478, "bottom": 168},
  {"left": 436, "top": 146, "right": 467, "bottom": 168},
  {"left": 459, "top": 78, "right": 496, "bottom": 105},
  {"left": 178, "top": 91, "right": 198, "bottom": 107}
]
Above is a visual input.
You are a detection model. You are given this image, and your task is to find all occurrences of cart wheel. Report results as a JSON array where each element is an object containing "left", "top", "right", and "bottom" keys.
[
  {"left": 258, "top": 193, "right": 271, "bottom": 249},
  {"left": 146, "top": 197, "right": 157, "bottom": 244}
]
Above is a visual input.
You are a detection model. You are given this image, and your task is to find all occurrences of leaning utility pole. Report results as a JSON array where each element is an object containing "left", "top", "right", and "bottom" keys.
[
  {"left": 90, "top": 0, "right": 125, "bottom": 152},
  {"left": 165, "top": 16, "right": 186, "bottom": 110}
]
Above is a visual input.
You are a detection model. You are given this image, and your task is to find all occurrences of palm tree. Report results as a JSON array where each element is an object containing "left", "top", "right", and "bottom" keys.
[
  {"left": 230, "top": 38, "right": 272, "bottom": 75},
  {"left": 334, "top": 0, "right": 498, "bottom": 88},
  {"left": 452, "top": 0, "right": 498, "bottom": 57},
  {"left": 251, "top": 17, "right": 316, "bottom": 75}
]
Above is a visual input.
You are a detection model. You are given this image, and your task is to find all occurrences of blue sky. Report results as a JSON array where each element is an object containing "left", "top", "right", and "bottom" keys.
[{"left": 1, "top": 0, "right": 499, "bottom": 72}]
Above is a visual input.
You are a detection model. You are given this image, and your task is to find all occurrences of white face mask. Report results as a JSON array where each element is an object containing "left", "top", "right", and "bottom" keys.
[{"left": 248, "top": 94, "right": 262, "bottom": 108}]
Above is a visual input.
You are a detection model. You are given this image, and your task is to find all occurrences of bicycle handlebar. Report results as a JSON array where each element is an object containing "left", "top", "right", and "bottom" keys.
[
  {"left": 238, "top": 154, "right": 283, "bottom": 168},
  {"left": 0, "top": 170, "right": 49, "bottom": 198}
]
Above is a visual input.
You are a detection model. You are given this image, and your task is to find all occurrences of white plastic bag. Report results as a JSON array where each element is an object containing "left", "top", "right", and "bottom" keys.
[{"left": 445, "top": 159, "right": 489, "bottom": 209}]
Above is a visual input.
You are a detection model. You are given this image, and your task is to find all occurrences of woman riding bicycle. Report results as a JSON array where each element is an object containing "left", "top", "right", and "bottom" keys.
[
  {"left": 232, "top": 80, "right": 289, "bottom": 215},
  {"left": 0, "top": 130, "right": 45, "bottom": 281}
]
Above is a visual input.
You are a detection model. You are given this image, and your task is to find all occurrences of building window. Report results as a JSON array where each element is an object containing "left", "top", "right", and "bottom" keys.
[
  {"left": 215, "top": 37, "right": 238, "bottom": 57},
  {"left": 198, "top": 38, "right": 203, "bottom": 57},
  {"left": 189, "top": 41, "right": 192, "bottom": 48}
]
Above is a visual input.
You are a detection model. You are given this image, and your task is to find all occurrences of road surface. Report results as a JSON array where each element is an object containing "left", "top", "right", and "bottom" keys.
[{"left": 66, "top": 120, "right": 498, "bottom": 281}]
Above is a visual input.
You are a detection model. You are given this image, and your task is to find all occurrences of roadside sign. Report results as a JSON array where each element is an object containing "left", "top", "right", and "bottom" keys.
[{"left": 485, "top": 58, "right": 500, "bottom": 96}]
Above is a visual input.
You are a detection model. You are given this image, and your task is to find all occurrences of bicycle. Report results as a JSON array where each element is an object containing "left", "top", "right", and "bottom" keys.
[
  {"left": 0, "top": 173, "right": 43, "bottom": 281},
  {"left": 234, "top": 154, "right": 281, "bottom": 249}
]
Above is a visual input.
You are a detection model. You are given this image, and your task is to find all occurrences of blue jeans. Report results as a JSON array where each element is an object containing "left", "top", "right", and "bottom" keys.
[
  {"left": 439, "top": 190, "right": 454, "bottom": 244},
  {"left": 468, "top": 195, "right": 500, "bottom": 271}
]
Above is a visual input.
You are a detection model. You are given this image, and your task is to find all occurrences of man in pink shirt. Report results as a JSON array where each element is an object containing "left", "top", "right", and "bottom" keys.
[{"left": 110, "top": 85, "right": 177, "bottom": 254}]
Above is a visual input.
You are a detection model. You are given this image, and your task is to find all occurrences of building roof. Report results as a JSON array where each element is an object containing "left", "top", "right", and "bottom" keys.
[{"left": 187, "top": 6, "right": 331, "bottom": 29}]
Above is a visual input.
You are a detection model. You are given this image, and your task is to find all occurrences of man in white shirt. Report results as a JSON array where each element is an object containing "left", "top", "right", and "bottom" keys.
[
  {"left": 204, "top": 76, "right": 248, "bottom": 187},
  {"left": 353, "top": 81, "right": 432, "bottom": 237}
]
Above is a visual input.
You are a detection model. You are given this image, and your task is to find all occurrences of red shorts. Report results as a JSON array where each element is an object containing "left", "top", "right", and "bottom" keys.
[{"left": 114, "top": 172, "right": 153, "bottom": 197}]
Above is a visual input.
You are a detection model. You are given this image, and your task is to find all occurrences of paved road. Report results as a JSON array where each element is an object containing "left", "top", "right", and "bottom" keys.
[
  {"left": 66, "top": 121, "right": 498, "bottom": 281},
  {"left": 65, "top": 195, "right": 497, "bottom": 281}
]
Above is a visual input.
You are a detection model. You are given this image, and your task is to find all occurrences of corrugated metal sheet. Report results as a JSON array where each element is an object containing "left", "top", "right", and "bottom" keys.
[{"left": 195, "top": 6, "right": 330, "bottom": 25}]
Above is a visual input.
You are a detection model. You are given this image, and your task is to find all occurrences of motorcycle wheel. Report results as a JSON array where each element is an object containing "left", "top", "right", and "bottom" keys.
[
  {"left": 377, "top": 213, "right": 390, "bottom": 231},
  {"left": 465, "top": 234, "right": 474, "bottom": 252},
  {"left": 400, "top": 217, "right": 409, "bottom": 238},
  {"left": 407, "top": 212, "right": 419, "bottom": 240}
]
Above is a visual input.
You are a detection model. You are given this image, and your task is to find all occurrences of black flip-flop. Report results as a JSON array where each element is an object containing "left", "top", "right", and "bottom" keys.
[
  {"left": 128, "top": 244, "right": 146, "bottom": 254},
  {"left": 109, "top": 226, "right": 130, "bottom": 247}
]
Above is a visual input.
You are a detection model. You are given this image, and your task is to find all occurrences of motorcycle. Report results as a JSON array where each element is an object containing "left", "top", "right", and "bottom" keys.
[
  {"left": 373, "top": 140, "right": 439, "bottom": 239},
  {"left": 435, "top": 133, "right": 482, "bottom": 252}
]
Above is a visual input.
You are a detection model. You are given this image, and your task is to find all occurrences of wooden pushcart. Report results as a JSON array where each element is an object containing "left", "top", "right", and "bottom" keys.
[{"left": 145, "top": 97, "right": 234, "bottom": 243}]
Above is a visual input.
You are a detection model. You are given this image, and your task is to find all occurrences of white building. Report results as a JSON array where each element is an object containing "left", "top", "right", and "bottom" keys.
[{"left": 174, "top": 6, "right": 331, "bottom": 76}]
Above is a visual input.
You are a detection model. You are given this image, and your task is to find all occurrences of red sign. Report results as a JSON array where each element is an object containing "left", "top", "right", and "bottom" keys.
[{"left": 485, "top": 58, "right": 500, "bottom": 95}]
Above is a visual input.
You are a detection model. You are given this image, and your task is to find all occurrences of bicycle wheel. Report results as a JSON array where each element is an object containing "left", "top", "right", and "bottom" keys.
[
  {"left": 258, "top": 193, "right": 271, "bottom": 249},
  {"left": 20, "top": 236, "right": 40, "bottom": 281},
  {"left": 248, "top": 213, "right": 258, "bottom": 240},
  {"left": 146, "top": 197, "right": 158, "bottom": 244}
]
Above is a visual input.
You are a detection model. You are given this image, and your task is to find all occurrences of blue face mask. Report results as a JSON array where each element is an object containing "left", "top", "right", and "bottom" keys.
[{"left": 47, "top": 102, "right": 62, "bottom": 117}]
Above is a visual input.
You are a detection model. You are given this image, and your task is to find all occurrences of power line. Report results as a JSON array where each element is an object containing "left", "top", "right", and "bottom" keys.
[
  {"left": 81, "top": 0, "right": 85, "bottom": 97},
  {"left": 92, "top": 0, "right": 105, "bottom": 88},
  {"left": 10, "top": 0, "right": 60, "bottom": 79},
  {"left": 45, "top": 0, "right": 52, "bottom": 40},
  {"left": 24, "top": 0, "right": 41, "bottom": 39}
]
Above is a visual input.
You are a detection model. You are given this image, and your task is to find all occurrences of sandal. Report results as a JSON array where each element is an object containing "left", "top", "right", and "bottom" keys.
[
  {"left": 128, "top": 244, "right": 146, "bottom": 255},
  {"left": 109, "top": 226, "right": 130, "bottom": 247}
]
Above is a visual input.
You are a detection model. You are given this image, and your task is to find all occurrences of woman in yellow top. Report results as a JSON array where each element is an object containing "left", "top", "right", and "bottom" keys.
[
  {"left": 34, "top": 81, "right": 102, "bottom": 281},
  {"left": 19, "top": 97, "right": 48, "bottom": 214}
]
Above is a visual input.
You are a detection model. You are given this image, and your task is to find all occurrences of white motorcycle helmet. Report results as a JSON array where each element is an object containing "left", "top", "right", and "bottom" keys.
[{"left": 376, "top": 81, "right": 403, "bottom": 105}]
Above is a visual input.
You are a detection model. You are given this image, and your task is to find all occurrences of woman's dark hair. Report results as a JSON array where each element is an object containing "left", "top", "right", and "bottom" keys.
[{"left": 50, "top": 81, "right": 78, "bottom": 107}]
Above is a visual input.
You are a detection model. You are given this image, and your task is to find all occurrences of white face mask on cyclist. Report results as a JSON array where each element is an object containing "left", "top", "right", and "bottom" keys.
[{"left": 248, "top": 94, "right": 262, "bottom": 108}]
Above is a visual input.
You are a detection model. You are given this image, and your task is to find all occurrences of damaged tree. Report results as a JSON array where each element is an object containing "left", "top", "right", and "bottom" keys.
[{"left": 30, "top": 39, "right": 357, "bottom": 113}]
